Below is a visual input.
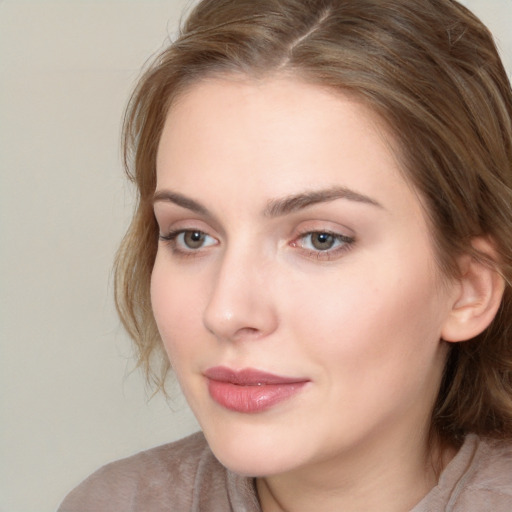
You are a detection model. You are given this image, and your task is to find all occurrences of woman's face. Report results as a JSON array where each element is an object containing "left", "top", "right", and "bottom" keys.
[{"left": 151, "top": 76, "right": 459, "bottom": 477}]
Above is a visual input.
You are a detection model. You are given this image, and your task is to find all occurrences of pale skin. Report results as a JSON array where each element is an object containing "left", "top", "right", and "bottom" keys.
[{"left": 151, "top": 75, "right": 503, "bottom": 511}]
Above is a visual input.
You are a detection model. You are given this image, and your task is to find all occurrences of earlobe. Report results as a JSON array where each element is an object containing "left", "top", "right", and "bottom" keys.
[{"left": 441, "top": 237, "right": 505, "bottom": 343}]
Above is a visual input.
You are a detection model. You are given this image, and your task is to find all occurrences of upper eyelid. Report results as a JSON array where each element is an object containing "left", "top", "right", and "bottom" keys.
[
  {"left": 294, "top": 231, "right": 355, "bottom": 247},
  {"left": 292, "top": 221, "right": 355, "bottom": 239},
  {"left": 155, "top": 215, "right": 216, "bottom": 233},
  {"left": 153, "top": 210, "right": 224, "bottom": 238},
  {"left": 160, "top": 228, "right": 215, "bottom": 239},
  {"left": 296, "top": 227, "right": 352, "bottom": 236},
  {"left": 157, "top": 220, "right": 355, "bottom": 244},
  {"left": 153, "top": 196, "right": 361, "bottom": 234}
]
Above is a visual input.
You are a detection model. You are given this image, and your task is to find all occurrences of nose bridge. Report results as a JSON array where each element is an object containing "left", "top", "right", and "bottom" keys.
[{"left": 203, "top": 239, "right": 277, "bottom": 341}]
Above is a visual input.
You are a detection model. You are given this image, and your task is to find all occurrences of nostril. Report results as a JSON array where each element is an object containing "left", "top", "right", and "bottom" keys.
[
  {"left": 231, "top": 326, "right": 264, "bottom": 342},
  {"left": 238, "top": 326, "right": 260, "bottom": 335}
]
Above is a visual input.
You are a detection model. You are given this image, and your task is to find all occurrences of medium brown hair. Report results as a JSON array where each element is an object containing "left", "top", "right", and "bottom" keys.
[{"left": 115, "top": 0, "right": 512, "bottom": 442}]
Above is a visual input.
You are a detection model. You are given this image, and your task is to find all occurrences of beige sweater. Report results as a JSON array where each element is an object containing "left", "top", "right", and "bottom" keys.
[{"left": 58, "top": 432, "right": 512, "bottom": 511}]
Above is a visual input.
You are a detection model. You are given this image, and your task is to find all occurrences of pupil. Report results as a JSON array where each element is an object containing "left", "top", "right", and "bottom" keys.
[
  {"left": 185, "top": 231, "right": 204, "bottom": 248},
  {"left": 312, "top": 233, "right": 334, "bottom": 250}
]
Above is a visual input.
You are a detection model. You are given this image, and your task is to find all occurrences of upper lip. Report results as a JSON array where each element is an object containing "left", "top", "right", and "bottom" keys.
[{"left": 204, "top": 366, "right": 308, "bottom": 385}]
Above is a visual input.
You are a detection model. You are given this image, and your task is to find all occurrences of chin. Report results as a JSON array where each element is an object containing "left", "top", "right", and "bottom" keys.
[
  {"left": 211, "top": 444, "right": 295, "bottom": 478},
  {"left": 201, "top": 420, "right": 306, "bottom": 477}
]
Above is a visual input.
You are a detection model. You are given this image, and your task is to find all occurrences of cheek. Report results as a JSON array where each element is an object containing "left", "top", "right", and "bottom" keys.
[
  {"left": 283, "top": 269, "right": 449, "bottom": 427},
  {"left": 283, "top": 257, "right": 447, "bottom": 372},
  {"left": 150, "top": 258, "right": 205, "bottom": 362}
]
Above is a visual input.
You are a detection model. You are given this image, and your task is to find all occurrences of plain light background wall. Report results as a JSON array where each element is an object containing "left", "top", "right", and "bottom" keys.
[{"left": 0, "top": 1, "right": 511, "bottom": 511}]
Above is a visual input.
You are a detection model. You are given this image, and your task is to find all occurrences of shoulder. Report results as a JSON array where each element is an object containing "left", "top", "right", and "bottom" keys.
[
  {"left": 412, "top": 435, "right": 512, "bottom": 512},
  {"left": 452, "top": 435, "right": 512, "bottom": 511},
  {"left": 57, "top": 431, "right": 224, "bottom": 512}
]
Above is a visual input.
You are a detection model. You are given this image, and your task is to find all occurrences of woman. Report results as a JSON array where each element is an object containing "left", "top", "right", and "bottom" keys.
[{"left": 59, "top": 0, "right": 512, "bottom": 510}]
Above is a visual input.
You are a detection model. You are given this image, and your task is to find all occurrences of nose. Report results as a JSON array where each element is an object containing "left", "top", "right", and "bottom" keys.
[{"left": 203, "top": 246, "right": 278, "bottom": 342}]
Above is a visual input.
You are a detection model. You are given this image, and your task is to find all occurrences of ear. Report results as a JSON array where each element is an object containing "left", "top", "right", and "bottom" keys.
[{"left": 441, "top": 237, "right": 505, "bottom": 343}]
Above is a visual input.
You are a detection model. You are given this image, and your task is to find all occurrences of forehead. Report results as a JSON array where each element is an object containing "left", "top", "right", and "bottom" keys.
[
  {"left": 155, "top": 75, "right": 421, "bottom": 218},
  {"left": 161, "top": 75, "right": 389, "bottom": 146}
]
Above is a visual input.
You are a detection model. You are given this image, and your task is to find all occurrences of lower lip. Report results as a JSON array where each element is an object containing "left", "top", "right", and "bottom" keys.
[{"left": 207, "top": 379, "right": 308, "bottom": 413}]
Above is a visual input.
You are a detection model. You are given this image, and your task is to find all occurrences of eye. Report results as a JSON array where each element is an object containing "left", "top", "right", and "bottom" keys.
[
  {"left": 304, "top": 232, "right": 338, "bottom": 251},
  {"left": 180, "top": 230, "right": 210, "bottom": 249},
  {"left": 293, "top": 230, "right": 354, "bottom": 258},
  {"left": 159, "top": 229, "right": 218, "bottom": 252}
]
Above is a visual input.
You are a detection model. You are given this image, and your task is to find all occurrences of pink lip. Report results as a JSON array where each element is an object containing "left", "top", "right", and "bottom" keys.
[{"left": 204, "top": 366, "right": 309, "bottom": 413}]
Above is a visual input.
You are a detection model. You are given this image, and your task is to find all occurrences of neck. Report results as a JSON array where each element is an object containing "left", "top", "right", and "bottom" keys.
[{"left": 256, "top": 427, "right": 455, "bottom": 512}]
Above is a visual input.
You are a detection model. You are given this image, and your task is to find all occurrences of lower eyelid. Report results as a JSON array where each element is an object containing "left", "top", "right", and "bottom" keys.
[{"left": 302, "top": 243, "right": 353, "bottom": 261}]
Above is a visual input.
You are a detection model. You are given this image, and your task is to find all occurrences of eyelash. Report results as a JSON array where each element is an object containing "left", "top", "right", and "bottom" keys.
[
  {"left": 159, "top": 229, "right": 218, "bottom": 257},
  {"left": 158, "top": 229, "right": 355, "bottom": 261},
  {"left": 291, "top": 230, "right": 355, "bottom": 261}
]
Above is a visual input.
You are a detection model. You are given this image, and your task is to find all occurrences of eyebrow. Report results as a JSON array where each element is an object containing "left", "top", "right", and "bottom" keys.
[
  {"left": 264, "top": 186, "right": 383, "bottom": 217},
  {"left": 152, "top": 186, "right": 383, "bottom": 217},
  {"left": 153, "top": 190, "right": 211, "bottom": 216}
]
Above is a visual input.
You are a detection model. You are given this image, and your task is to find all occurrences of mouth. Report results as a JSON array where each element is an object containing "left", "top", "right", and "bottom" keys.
[{"left": 203, "top": 366, "right": 309, "bottom": 413}]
